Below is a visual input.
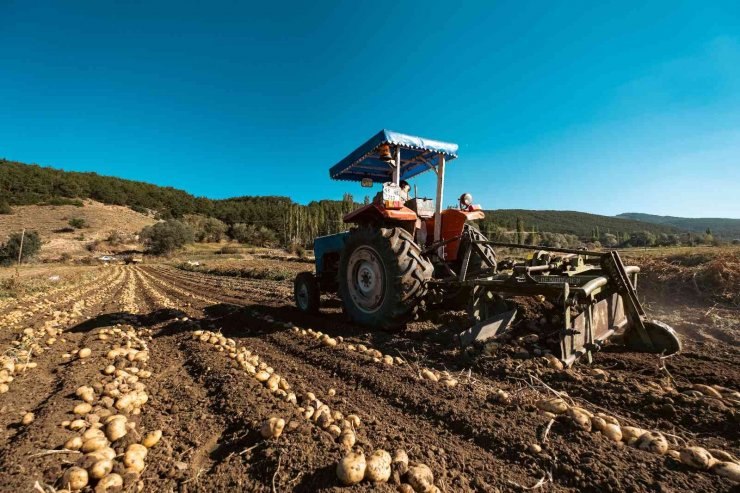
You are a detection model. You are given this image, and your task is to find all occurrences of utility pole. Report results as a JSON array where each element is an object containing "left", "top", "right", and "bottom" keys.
[{"left": 15, "top": 228, "right": 25, "bottom": 279}]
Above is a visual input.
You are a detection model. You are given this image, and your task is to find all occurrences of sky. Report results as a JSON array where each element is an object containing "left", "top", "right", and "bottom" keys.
[{"left": 1, "top": 1, "right": 739, "bottom": 217}]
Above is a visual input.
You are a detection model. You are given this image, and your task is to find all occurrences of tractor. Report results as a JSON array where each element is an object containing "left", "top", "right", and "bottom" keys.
[{"left": 294, "top": 130, "right": 681, "bottom": 366}]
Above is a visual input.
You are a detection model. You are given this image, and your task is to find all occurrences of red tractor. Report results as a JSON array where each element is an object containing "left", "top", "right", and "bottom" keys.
[{"left": 295, "top": 130, "right": 681, "bottom": 367}]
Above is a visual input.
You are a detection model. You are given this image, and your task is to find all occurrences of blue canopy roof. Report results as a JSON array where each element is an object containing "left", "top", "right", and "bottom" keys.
[{"left": 329, "top": 130, "right": 458, "bottom": 182}]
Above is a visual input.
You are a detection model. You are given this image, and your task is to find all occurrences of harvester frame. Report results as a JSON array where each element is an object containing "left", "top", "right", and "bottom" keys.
[{"left": 294, "top": 130, "right": 681, "bottom": 366}]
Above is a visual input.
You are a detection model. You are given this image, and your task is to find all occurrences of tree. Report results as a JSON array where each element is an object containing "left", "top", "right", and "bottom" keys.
[
  {"left": 0, "top": 231, "right": 41, "bottom": 265},
  {"left": 602, "top": 233, "right": 618, "bottom": 247},
  {"left": 230, "top": 223, "right": 278, "bottom": 247},
  {"left": 184, "top": 215, "right": 228, "bottom": 242},
  {"left": 139, "top": 220, "right": 193, "bottom": 255},
  {"left": 68, "top": 218, "right": 87, "bottom": 229},
  {"left": 515, "top": 217, "right": 525, "bottom": 244}
]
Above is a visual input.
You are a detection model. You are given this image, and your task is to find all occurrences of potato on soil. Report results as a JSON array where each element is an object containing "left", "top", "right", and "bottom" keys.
[
  {"left": 21, "top": 412, "right": 35, "bottom": 425},
  {"left": 89, "top": 459, "right": 114, "bottom": 479},
  {"left": 393, "top": 449, "right": 410, "bottom": 475},
  {"left": 406, "top": 462, "right": 435, "bottom": 492},
  {"left": 339, "top": 429, "right": 356, "bottom": 449},
  {"left": 636, "top": 431, "right": 669, "bottom": 455},
  {"left": 142, "top": 429, "right": 162, "bottom": 448},
  {"left": 79, "top": 347, "right": 92, "bottom": 359},
  {"left": 621, "top": 426, "right": 646, "bottom": 445},
  {"left": 712, "top": 461, "right": 740, "bottom": 482},
  {"left": 73, "top": 403, "right": 93, "bottom": 415},
  {"left": 567, "top": 407, "right": 591, "bottom": 431},
  {"left": 63, "top": 466, "right": 89, "bottom": 490},
  {"left": 679, "top": 446, "right": 714, "bottom": 469},
  {"left": 261, "top": 417, "right": 286, "bottom": 439},
  {"left": 337, "top": 451, "right": 366, "bottom": 485},
  {"left": 536, "top": 398, "right": 568, "bottom": 414},
  {"left": 365, "top": 449, "right": 392, "bottom": 483}
]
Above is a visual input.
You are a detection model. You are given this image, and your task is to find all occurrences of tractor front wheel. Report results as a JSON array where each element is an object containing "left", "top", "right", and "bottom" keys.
[
  {"left": 338, "top": 227, "right": 433, "bottom": 330},
  {"left": 294, "top": 272, "right": 320, "bottom": 314}
]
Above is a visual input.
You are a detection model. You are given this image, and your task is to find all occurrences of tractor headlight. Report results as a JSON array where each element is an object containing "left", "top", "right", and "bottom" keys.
[{"left": 460, "top": 193, "right": 473, "bottom": 207}]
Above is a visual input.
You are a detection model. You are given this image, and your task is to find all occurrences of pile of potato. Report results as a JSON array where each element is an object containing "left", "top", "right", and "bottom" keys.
[
  {"left": 536, "top": 396, "right": 739, "bottom": 483},
  {"left": 289, "top": 326, "right": 459, "bottom": 388},
  {"left": 337, "top": 449, "right": 441, "bottom": 492},
  {"left": 192, "top": 329, "right": 364, "bottom": 451},
  {"left": 683, "top": 383, "right": 740, "bottom": 407},
  {"left": 54, "top": 325, "right": 162, "bottom": 492}
]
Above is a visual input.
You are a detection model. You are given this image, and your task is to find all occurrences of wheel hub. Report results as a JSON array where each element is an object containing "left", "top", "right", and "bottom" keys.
[
  {"left": 296, "top": 283, "right": 309, "bottom": 310},
  {"left": 347, "top": 246, "right": 385, "bottom": 313}
]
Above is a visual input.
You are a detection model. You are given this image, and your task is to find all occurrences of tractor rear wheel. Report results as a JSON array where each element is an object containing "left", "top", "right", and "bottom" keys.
[{"left": 338, "top": 226, "right": 433, "bottom": 330}]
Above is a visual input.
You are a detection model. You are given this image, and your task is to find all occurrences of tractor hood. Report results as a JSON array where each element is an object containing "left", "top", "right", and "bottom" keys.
[{"left": 329, "top": 129, "right": 458, "bottom": 182}]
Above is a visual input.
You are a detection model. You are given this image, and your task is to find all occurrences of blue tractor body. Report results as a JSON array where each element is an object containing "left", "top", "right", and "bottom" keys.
[{"left": 313, "top": 232, "right": 349, "bottom": 275}]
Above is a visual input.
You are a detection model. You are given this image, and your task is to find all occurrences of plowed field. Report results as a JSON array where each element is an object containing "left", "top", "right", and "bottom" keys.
[{"left": 0, "top": 262, "right": 737, "bottom": 492}]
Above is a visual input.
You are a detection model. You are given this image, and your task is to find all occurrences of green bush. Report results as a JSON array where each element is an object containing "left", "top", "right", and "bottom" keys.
[
  {"left": 0, "top": 200, "right": 11, "bottom": 214},
  {"left": 0, "top": 231, "right": 42, "bottom": 265},
  {"left": 230, "top": 223, "right": 278, "bottom": 247},
  {"left": 68, "top": 218, "right": 87, "bottom": 229},
  {"left": 140, "top": 220, "right": 193, "bottom": 255}
]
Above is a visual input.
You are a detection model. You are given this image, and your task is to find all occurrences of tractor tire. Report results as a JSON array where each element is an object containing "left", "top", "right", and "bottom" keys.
[
  {"left": 294, "top": 272, "right": 320, "bottom": 315},
  {"left": 444, "top": 224, "right": 498, "bottom": 307},
  {"left": 338, "top": 226, "right": 433, "bottom": 330}
]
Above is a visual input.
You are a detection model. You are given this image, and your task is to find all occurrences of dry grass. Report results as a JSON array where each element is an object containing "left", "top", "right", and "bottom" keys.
[{"left": 0, "top": 200, "right": 155, "bottom": 261}]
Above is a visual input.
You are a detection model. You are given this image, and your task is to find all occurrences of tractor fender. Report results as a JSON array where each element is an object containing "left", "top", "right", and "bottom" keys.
[
  {"left": 425, "top": 209, "right": 486, "bottom": 261},
  {"left": 343, "top": 203, "right": 418, "bottom": 225},
  {"left": 313, "top": 232, "right": 349, "bottom": 274}
]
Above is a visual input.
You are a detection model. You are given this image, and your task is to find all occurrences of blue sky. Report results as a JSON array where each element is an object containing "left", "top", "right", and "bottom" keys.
[{"left": 1, "top": 1, "right": 738, "bottom": 217}]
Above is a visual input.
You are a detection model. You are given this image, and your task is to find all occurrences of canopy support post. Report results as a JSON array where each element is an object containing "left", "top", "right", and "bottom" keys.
[
  {"left": 393, "top": 145, "right": 401, "bottom": 186},
  {"left": 434, "top": 153, "right": 445, "bottom": 257}
]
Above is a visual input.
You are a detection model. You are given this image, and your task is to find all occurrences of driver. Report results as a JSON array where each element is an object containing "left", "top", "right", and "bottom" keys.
[{"left": 399, "top": 180, "right": 411, "bottom": 201}]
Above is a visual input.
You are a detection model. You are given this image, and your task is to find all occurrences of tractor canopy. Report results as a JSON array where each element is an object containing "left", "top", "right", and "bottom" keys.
[{"left": 329, "top": 130, "right": 458, "bottom": 182}]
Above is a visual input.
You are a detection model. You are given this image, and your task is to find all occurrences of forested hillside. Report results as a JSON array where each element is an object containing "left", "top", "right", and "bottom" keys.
[
  {"left": 618, "top": 213, "right": 740, "bottom": 240},
  {"left": 1, "top": 159, "right": 728, "bottom": 248}
]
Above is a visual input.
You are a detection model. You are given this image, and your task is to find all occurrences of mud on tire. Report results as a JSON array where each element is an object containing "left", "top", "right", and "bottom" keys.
[{"left": 338, "top": 226, "right": 433, "bottom": 330}]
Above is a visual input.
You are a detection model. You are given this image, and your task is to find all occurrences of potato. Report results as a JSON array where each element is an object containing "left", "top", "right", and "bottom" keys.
[
  {"left": 536, "top": 398, "right": 568, "bottom": 415},
  {"left": 567, "top": 407, "right": 591, "bottom": 431},
  {"left": 70, "top": 419, "right": 87, "bottom": 431},
  {"left": 73, "top": 403, "right": 92, "bottom": 415},
  {"left": 421, "top": 369, "right": 438, "bottom": 382},
  {"left": 337, "top": 451, "right": 366, "bottom": 485},
  {"left": 679, "top": 446, "right": 714, "bottom": 469},
  {"left": 347, "top": 414, "right": 361, "bottom": 428},
  {"left": 255, "top": 371, "right": 270, "bottom": 382},
  {"left": 82, "top": 437, "right": 108, "bottom": 453},
  {"left": 543, "top": 354, "right": 563, "bottom": 370},
  {"left": 407, "top": 462, "right": 435, "bottom": 492},
  {"left": 317, "top": 412, "right": 333, "bottom": 429},
  {"left": 21, "top": 412, "right": 35, "bottom": 425},
  {"left": 322, "top": 336, "right": 338, "bottom": 347},
  {"left": 621, "top": 426, "right": 646, "bottom": 446},
  {"left": 266, "top": 374, "right": 280, "bottom": 392},
  {"left": 125, "top": 455, "right": 145, "bottom": 474},
  {"left": 0, "top": 383, "right": 8, "bottom": 394},
  {"left": 382, "top": 355, "right": 394, "bottom": 365},
  {"left": 94, "top": 472, "right": 124, "bottom": 492},
  {"left": 260, "top": 417, "right": 285, "bottom": 439},
  {"left": 398, "top": 485, "right": 415, "bottom": 493},
  {"left": 62, "top": 466, "right": 89, "bottom": 490},
  {"left": 636, "top": 431, "right": 668, "bottom": 455},
  {"left": 79, "top": 348, "right": 92, "bottom": 359},
  {"left": 105, "top": 418, "right": 127, "bottom": 442},
  {"left": 65, "top": 436, "right": 83, "bottom": 451},
  {"left": 127, "top": 443, "right": 148, "bottom": 459},
  {"left": 89, "top": 459, "right": 113, "bottom": 479},
  {"left": 88, "top": 447, "right": 116, "bottom": 462},
  {"left": 327, "top": 424, "right": 342, "bottom": 437},
  {"left": 692, "top": 384, "right": 723, "bottom": 399},
  {"left": 602, "top": 423, "right": 622, "bottom": 442},
  {"left": 595, "top": 413, "right": 619, "bottom": 427},
  {"left": 392, "top": 449, "right": 409, "bottom": 475},
  {"left": 339, "top": 429, "right": 356, "bottom": 449},
  {"left": 712, "top": 461, "right": 740, "bottom": 483},
  {"left": 708, "top": 449, "right": 737, "bottom": 463},
  {"left": 82, "top": 428, "right": 106, "bottom": 440},
  {"left": 142, "top": 429, "right": 162, "bottom": 448},
  {"left": 365, "top": 450, "right": 392, "bottom": 483}
]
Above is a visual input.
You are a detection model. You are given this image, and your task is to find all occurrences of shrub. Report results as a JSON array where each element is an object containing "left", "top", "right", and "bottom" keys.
[
  {"left": 68, "top": 218, "right": 87, "bottom": 229},
  {"left": 230, "top": 223, "right": 278, "bottom": 247},
  {"left": 130, "top": 204, "right": 149, "bottom": 214},
  {"left": 139, "top": 220, "right": 193, "bottom": 255},
  {"left": 0, "top": 231, "right": 42, "bottom": 265},
  {"left": 0, "top": 200, "right": 11, "bottom": 214},
  {"left": 185, "top": 215, "right": 229, "bottom": 242}
]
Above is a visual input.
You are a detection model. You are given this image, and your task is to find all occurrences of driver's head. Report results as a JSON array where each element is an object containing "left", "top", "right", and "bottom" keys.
[{"left": 399, "top": 180, "right": 411, "bottom": 193}]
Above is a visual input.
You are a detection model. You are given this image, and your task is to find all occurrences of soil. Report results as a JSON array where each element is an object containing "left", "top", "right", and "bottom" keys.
[{"left": 0, "top": 261, "right": 737, "bottom": 492}]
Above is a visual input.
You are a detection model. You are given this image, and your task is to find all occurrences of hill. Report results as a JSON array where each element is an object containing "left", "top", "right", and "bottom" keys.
[
  {"left": 482, "top": 209, "right": 681, "bottom": 237},
  {"left": 617, "top": 213, "right": 740, "bottom": 240},
  {"left": 0, "top": 200, "right": 156, "bottom": 261}
]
